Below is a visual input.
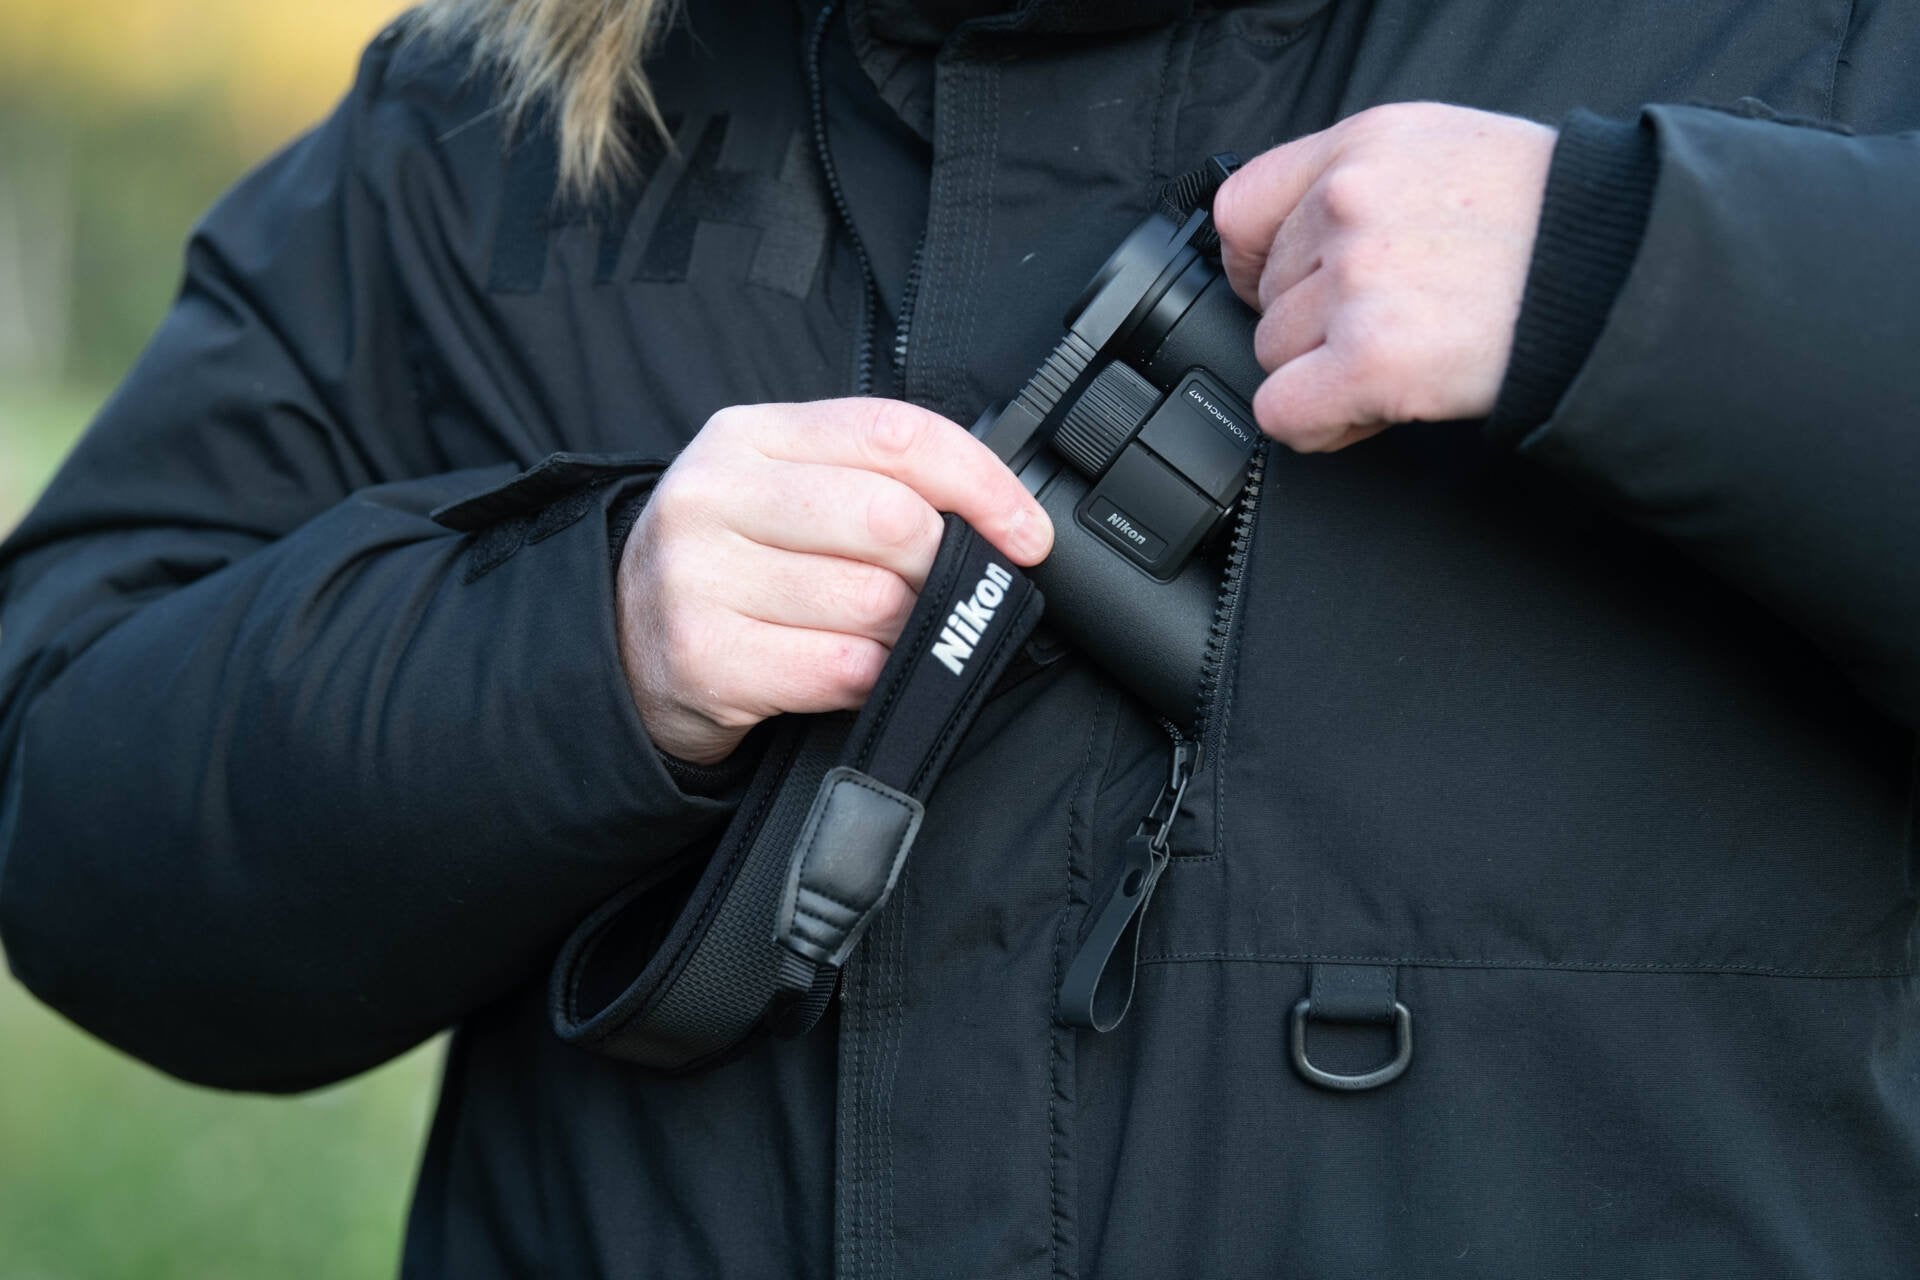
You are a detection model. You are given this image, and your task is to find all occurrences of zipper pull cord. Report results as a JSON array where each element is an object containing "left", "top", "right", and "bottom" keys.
[{"left": 1058, "top": 733, "right": 1196, "bottom": 1031}]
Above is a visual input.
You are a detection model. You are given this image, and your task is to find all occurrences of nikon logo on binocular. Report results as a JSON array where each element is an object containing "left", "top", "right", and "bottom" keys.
[
  {"left": 1105, "top": 509, "right": 1149, "bottom": 547},
  {"left": 930, "top": 563, "right": 1015, "bottom": 676}
]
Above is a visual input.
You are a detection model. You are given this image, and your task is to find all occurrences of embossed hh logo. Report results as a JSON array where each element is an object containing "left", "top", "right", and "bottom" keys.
[{"left": 489, "top": 112, "right": 831, "bottom": 300}]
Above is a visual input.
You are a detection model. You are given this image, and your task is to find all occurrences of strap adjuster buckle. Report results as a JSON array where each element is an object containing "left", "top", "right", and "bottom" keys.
[{"left": 774, "top": 766, "right": 924, "bottom": 971}]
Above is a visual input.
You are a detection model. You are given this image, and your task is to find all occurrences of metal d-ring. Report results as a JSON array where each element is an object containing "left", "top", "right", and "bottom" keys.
[{"left": 1290, "top": 998, "right": 1414, "bottom": 1091}]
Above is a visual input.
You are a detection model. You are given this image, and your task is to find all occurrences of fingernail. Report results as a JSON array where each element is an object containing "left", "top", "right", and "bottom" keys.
[{"left": 1009, "top": 505, "right": 1049, "bottom": 561}]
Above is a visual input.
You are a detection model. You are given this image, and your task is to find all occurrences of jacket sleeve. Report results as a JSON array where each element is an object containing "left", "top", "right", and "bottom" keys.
[
  {"left": 1489, "top": 104, "right": 1920, "bottom": 730},
  {"left": 0, "top": 52, "right": 735, "bottom": 1091}
]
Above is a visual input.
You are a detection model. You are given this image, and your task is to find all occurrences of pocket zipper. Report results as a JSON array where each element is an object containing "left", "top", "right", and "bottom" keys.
[{"left": 1058, "top": 724, "right": 1196, "bottom": 1031}]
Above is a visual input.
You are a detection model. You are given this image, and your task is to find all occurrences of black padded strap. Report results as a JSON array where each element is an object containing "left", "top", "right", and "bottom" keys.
[{"left": 549, "top": 516, "right": 1044, "bottom": 1074}]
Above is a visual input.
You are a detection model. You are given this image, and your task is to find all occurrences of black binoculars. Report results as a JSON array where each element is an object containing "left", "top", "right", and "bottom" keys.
[{"left": 972, "top": 185, "right": 1266, "bottom": 728}]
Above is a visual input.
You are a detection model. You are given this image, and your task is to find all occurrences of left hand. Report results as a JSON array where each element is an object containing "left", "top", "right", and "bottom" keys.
[{"left": 1213, "top": 103, "right": 1558, "bottom": 452}]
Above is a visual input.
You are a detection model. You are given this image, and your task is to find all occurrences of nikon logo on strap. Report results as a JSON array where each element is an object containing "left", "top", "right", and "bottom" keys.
[{"left": 930, "top": 563, "right": 1014, "bottom": 676}]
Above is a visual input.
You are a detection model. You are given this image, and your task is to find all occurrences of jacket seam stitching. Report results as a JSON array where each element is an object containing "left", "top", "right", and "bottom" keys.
[
  {"left": 1136, "top": 952, "right": 1916, "bottom": 978},
  {"left": 1049, "top": 683, "right": 1110, "bottom": 1280},
  {"left": 1826, "top": 0, "right": 1858, "bottom": 119}
]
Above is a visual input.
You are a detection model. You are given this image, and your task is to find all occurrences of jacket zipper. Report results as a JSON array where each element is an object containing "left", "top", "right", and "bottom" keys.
[
  {"left": 1191, "top": 442, "right": 1268, "bottom": 766},
  {"left": 806, "top": 0, "right": 880, "bottom": 396},
  {"left": 891, "top": 232, "right": 927, "bottom": 377},
  {"left": 1059, "top": 448, "right": 1266, "bottom": 1029}
]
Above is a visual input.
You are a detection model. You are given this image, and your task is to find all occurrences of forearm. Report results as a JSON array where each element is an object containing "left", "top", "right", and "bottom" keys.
[
  {"left": 1493, "top": 105, "right": 1920, "bottom": 726},
  {"left": 0, "top": 463, "right": 734, "bottom": 1090}
]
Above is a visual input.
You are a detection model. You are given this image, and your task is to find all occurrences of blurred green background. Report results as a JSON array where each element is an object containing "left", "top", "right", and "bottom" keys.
[{"left": 0, "top": 3, "right": 443, "bottom": 1277}]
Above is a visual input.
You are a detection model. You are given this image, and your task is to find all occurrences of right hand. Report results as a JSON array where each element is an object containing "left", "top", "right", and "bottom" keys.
[{"left": 617, "top": 398, "right": 1055, "bottom": 765}]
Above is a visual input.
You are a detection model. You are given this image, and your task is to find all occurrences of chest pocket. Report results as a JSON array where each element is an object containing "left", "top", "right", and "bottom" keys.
[
  {"left": 1127, "top": 0, "right": 1911, "bottom": 984},
  {"left": 1136, "top": 421, "right": 1914, "bottom": 983}
]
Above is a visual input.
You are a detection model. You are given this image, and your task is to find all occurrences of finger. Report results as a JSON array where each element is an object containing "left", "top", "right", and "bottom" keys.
[
  {"left": 1253, "top": 181, "right": 1334, "bottom": 309},
  {"left": 720, "top": 459, "right": 945, "bottom": 589},
  {"left": 731, "top": 399, "right": 1053, "bottom": 565},
  {"left": 712, "top": 541, "right": 917, "bottom": 647},
  {"left": 1252, "top": 267, "right": 1331, "bottom": 372},
  {"left": 715, "top": 616, "right": 891, "bottom": 719},
  {"left": 1250, "top": 345, "right": 1388, "bottom": 454},
  {"left": 1213, "top": 130, "right": 1337, "bottom": 308}
]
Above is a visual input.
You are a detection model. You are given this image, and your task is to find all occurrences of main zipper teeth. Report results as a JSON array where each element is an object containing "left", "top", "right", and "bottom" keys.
[
  {"left": 806, "top": 0, "right": 879, "bottom": 396},
  {"left": 1192, "top": 444, "right": 1267, "bottom": 750},
  {"left": 892, "top": 233, "right": 926, "bottom": 373}
]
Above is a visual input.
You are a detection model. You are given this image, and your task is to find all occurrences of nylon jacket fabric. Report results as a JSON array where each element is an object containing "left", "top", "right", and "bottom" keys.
[{"left": 3, "top": 0, "right": 1919, "bottom": 1275}]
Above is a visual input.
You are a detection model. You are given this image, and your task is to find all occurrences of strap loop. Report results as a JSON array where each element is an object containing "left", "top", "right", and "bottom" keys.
[
  {"left": 1290, "top": 964, "right": 1414, "bottom": 1091},
  {"left": 1059, "top": 735, "right": 1194, "bottom": 1031}
]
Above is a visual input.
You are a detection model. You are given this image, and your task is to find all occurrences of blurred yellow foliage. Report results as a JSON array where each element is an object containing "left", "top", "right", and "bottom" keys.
[{"left": 0, "top": 0, "right": 414, "bottom": 148}]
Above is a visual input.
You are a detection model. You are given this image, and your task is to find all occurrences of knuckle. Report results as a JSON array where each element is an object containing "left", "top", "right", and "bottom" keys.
[
  {"left": 640, "top": 540, "right": 684, "bottom": 602},
  {"left": 1350, "top": 101, "right": 1420, "bottom": 136},
  {"left": 791, "top": 637, "right": 880, "bottom": 709},
  {"left": 1343, "top": 327, "right": 1398, "bottom": 386},
  {"left": 865, "top": 485, "right": 935, "bottom": 552},
  {"left": 844, "top": 565, "right": 908, "bottom": 632},
  {"left": 828, "top": 638, "right": 886, "bottom": 699},
  {"left": 1252, "top": 309, "right": 1289, "bottom": 371},
  {"left": 1299, "top": 421, "right": 1350, "bottom": 453},
  {"left": 1257, "top": 252, "right": 1295, "bottom": 310},
  {"left": 1316, "top": 163, "right": 1379, "bottom": 226},
  {"left": 702, "top": 404, "right": 751, "bottom": 441},
  {"left": 1329, "top": 240, "right": 1386, "bottom": 293},
  {"left": 1381, "top": 377, "right": 1435, "bottom": 425},
  {"left": 861, "top": 402, "right": 926, "bottom": 465},
  {"left": 705, "top": 694, "right": 761, "bottom": 732},
  {"left": 649, "top": 467, "right": 710, "bottom": 530}
]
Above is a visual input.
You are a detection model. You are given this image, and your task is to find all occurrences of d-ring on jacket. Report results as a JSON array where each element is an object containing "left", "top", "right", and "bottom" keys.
[{"left": 4, "top": 0, "right": 1920, "bottom": 1274}]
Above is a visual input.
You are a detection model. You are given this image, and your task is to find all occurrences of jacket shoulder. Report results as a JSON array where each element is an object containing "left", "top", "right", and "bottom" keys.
[{"left": 320, "top": 15, "right": 538, "bottom": 287}]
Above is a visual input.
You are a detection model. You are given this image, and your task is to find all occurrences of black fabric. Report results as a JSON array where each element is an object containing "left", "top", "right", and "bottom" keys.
[
  {"left": 4, "top": 1, "right": 1920, "bottom": 1276},
  {"left": 824, "top": 3, "right": 932, "bottom": 318},
  {"left": 551, "top": 516, "right": 1042, "bottom": 1070},
  {"left": 1489, "top": 110, "right": 1659, "bottom": 442}
]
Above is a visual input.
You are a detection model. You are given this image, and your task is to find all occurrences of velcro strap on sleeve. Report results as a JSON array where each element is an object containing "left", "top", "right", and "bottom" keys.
[{"left": 548, "top": 515, "right": 1043, "bottom": 1074}]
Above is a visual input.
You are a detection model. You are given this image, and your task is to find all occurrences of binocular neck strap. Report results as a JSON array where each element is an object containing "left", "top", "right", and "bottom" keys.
[{"left": 548, "top": 514, "right": 1045, "bottom": 1074}]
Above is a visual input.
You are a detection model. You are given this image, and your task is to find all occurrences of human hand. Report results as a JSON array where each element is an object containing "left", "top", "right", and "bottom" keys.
[
  {"left": 616, "top": 399, "right": 1054, "bottom": 764},
  {"left": 1213, "top": 102, "right": 1557, "bottom": 452}
]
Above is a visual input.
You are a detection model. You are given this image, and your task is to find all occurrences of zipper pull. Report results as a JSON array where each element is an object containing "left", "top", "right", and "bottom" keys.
[{"left": 1058, "top": 732, "right": 1196, "bottom": 1031}]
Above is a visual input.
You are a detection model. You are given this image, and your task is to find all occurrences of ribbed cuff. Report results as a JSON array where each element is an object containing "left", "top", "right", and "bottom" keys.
[
  {"left": 1487, "top": 110, "right": 1659, "bottom": 445},
  {"left": 659, "top": 736, "right": 763, "bottom": 799}
]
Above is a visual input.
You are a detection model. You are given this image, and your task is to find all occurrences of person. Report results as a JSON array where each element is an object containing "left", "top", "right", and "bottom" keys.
[{"left": 3, "top": 0, "right": 1917, "bottom": 1273}]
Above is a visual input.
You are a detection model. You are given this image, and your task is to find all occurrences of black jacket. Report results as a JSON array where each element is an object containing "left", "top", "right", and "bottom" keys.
[{"left": 4, "top": 0, "right": 1919, "bottom": 1274}]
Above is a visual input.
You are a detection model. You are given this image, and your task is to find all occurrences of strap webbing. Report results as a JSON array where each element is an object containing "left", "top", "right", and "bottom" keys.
[
  {"left": 1154, "top": 153, "right": 1241, "bottom": 253},
  {"left": 549, "top": 516, "right": 1044, "bottom": 1074}
]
